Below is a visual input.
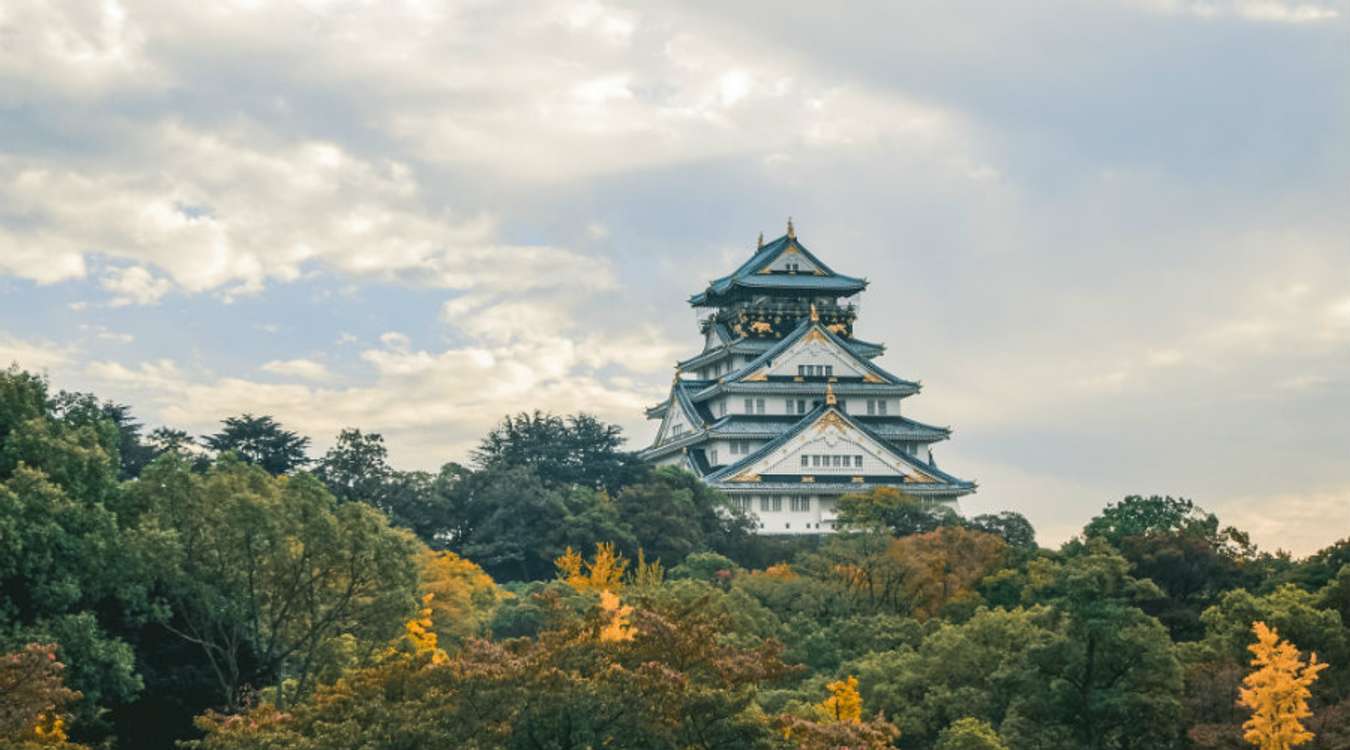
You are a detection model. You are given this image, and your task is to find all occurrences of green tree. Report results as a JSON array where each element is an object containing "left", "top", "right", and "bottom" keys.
[
  {"left": 0, "top": 369, "right": 147, "bottom": 736},
  {"left": 472, "top": 411, "right": 645, "bottom": 494},
  {"left": 314, "top": 428, "right": 393, "bottom": 505},
  {"left": 835, "top": 486, "right": 961, "bottom": 537},
  {"left": 201, "top": 414, "right": 311, "bottom": 475},
  {"left": 615, "top": 467, "right": 756, "bottom": 567},
  {"left": 1005, "top": 544, "right": 1185, "bottom": 750},
  {"left": 128, "top": 456, "right": 419, "bottom": 708},
  {"left": 968, "top": 512, "right": 1037, "bottom": 551},
  {"left": 935, "top": 717, "right": 1009, "bottom": 750},
  {"left": 447, "top": 464, "right": 637, "bottom": 581}
]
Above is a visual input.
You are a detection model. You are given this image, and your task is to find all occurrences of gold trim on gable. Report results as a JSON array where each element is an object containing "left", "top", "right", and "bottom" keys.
[
  {"left": 906, "top": 472, "right": 938, "bottom": 484},
  {"left": 800, "top": 476, "right": 815, "bottom": 483},
  {"left": 862, "top": 372, "right": 886, "bottom": 384},
  {"left": 744, "top": 370, "right": 768, "bottom": 382},
  {"left": 731, "top": 471, "right": 762, "bottom": 483},
  {"left": 802, "top": 329, "right": 827, "bottom": 344},
  {"left": 814, "top": 411, "right": 847, "bottom": 432}
]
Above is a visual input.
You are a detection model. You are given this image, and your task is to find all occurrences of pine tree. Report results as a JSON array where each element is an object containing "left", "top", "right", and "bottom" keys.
[{"left": 1238, "top": 621, "right": 1327, "bottom": 750}]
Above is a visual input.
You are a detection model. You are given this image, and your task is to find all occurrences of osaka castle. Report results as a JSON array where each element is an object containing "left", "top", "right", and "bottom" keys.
[{"left": 640, "top": 221, "right": 975, "bottom": 534}]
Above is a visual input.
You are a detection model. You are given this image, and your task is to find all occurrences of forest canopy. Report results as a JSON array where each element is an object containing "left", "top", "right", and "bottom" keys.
[{"left": 0, "top": 365, "right": 1347, "bottom": 750}]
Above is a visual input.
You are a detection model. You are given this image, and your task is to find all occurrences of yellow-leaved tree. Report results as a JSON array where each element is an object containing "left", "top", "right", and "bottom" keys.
[
  {"left": 822, "top": 676, "right": 863, "bottom": 723},
  {"left": 1238, "top": 621, "right": 1328, "bottom": 750},
  {"left": 555, "top": 542, "right": 628, "bottom": 592},
  {"left": 598, "top": 590, "right": 636, "bottom": 642},
  {"left": 418, "top": 549, "right": 505, "bottom": 648}
]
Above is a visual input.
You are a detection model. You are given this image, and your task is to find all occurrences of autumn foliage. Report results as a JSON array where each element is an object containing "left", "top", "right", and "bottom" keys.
[
  {"left": 0, "top": 643, "right": 87, "bottom": 749},
  {"left": 1238, "top": 622, "right": 1328, "bottom": 750}
]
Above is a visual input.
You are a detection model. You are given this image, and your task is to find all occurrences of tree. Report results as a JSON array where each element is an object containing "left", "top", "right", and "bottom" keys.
[
  {"left": 1005, "top": 544, "right": 1185, "bottom": 750},
  {"left": 0, "top": 643, "right": 87, "bottom": 749},
  {"left": 192, "top": 587, "right": 798, "bottom": 750},
  {"left": 844, "top": 607, "right": 1052, "bottom": 747},
  {"left": 821, "top": 675, "right": 863, "bottom": 722},
  {"left": 128, "top": 456, "right": 419, "bottom": 708},
  {"left": 201, "top": 414, "right": 311, "bottom": 475},
  {"left": 935, "top": 717, "right": 1009, "bottom": 750},
  {"left": 50, "top": 394, "right": 158, "bottom": 480},
  {"left": 0, "top": 369, "right": 147, "bottom": 737},
  {"left": 968, "top": 512, "right": 1037, "bottom": 551},
  {"left": 1239, "top": 622, "right": 1327, "bottom": 750},
  {"left": 1084, "top": 495, "right": 1219, "bottom": 544},
  {"left": 1081, "top": 495, "right": 1256, "bottom": 641},
  {"left": 313, "top": 428, "right": 393, "bottom": 505},
  {"left": 472, "top": 411, "right": 645, "bottom": 494},
  {"left": 888, "top": 526, "right": 1007, "bottom": 619},
  {"left": 615, "top": 467, "right": 756, "bottom": 567},
  {"left": 416, "top": 549, "right": 504, "bottom": 649},
  {"left": 836, "top": 486, "right": 961, "bottom": 537},
  {"left": 447, "top": 465, "right": 636, "bottom": 582}
]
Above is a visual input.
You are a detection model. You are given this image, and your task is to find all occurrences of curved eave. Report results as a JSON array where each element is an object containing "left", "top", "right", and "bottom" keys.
[
  {"left": 703, "top": 404, "right": 974, "bottom": 489},
  {"left": 690, "top": 381, "right": 921, "bottom": 402},
  {"left": 708, "top": 480, "right": 976, "bottom": 496}
]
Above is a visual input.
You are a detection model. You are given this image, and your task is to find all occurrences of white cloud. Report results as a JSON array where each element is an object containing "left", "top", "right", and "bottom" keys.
[
  {"left": 0, "top": 333, "right": 72, "bottom": 370},
  {"left": 1133, "top": 0, "right": 1340, "bottom": 23},
  {"left": 0, "top": 127, "right": 614, "bottom": 300},
  {"left": 103, "top": 265, "right": 171, "bottom": 306},
  {"left": 261, "top": 358, "right": 332, "bottom": 382}
]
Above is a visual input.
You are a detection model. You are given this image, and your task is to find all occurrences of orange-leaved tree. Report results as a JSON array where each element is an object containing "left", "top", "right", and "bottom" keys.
[
  {"left": 1238, "top": 621, "right": 1328, "bottom": 750},
  {"left": 0, "top": 643, "right": 88, "bottom": 749}
]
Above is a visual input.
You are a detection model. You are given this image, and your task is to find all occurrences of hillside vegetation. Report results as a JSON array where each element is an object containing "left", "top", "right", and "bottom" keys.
[{"left": 0, "top": 365, "right": 1346, "bottom": 750}]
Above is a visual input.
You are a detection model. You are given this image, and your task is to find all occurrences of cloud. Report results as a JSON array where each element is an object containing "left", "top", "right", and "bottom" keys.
[
  {"left": 103, "top": 265, "right": 172, "bottom": 306},
  {"left": 0, "top": 333, "right": 73, "bottom": 370},
  {"left": 0, "top": 130, "right": 615, "bottom": 300},
  {"left": 261, "top": 358, "right": 333, "bottom": 382},
  {"left": 1132, "top": 0, "right": 1341, "bottom": 22}
]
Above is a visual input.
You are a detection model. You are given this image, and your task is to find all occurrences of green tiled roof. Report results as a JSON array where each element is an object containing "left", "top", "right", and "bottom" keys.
[{"left": 689, "top": 233, "right": 867, "bottom": 306}]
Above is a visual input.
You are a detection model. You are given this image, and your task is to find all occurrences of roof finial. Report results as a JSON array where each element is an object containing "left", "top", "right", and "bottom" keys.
[
  {"left": 810, "top": 303, "right": 819, "bottom": 322},
  {"left": 757, "top": 231, "right": 764, "bottom": 250},
  {"left": 786, "top": 216, "right": 796, "bottom": 239},
  {"left": 825, "top": 382, "right": 837, "bottom": 406}
]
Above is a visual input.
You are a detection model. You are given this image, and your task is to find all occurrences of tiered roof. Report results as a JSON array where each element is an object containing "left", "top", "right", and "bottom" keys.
[{"left": 689, "top": 230, "right": 868, "bottom": 307}]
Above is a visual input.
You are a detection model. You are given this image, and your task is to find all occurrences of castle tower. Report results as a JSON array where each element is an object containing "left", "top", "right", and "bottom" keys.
[{"left": 639, "top": 222, "right": 975, "bottom": 534}]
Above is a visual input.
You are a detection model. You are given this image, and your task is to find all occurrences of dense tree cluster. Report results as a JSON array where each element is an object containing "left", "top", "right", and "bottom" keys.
[{"left": 1, "top": 364, "right": 1348, "bottom": 750}]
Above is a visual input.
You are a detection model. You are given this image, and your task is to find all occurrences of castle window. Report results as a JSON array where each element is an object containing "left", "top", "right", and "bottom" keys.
[
  {"left": 709, "top": 449, "right": 718, "bottom": 465},
  {"left": 756, "top": 398, "right": 766, "bottom": 414},
  {"left": 718, "top": 400, "right": 727, "bottom": 417},
  {"left": 878, "top": 400, "right": 888, "bottom": 415},
  {"left": 790, "top": 496, "right": 811, "bottom": 512},
  {"left": 801, "top": 455, "right": 809, "bottom": 467},
  {"left": 832, "top": 455, "right": 843, "bottom": 468},
  {"left": 812, "top": 455, "right": 821, "bottom": 468},
  {"left": 744, "top": 398, "right": 753, "bottom": 413},
  {"left": 825, "top": 365, "right": 833, "bottom": 377},
  {"left": 854, "top": 455, "right": 863, "bottom": 468}
]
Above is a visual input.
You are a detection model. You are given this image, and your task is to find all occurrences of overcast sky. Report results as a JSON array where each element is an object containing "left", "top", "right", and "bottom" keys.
[{"left": 2, "top": 0, "right": 1348, "bottom": 553}]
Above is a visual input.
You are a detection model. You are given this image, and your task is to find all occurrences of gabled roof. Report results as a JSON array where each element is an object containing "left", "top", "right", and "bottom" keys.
[
  {"left": 703, "top": 403, "right": 974, "bottom": 490},
  {"left": 645, "top": 378, "right": 714, "bottom": 418},
  {"left": 678, "top": 332, "right": 885, "bottom": 371},
  {"left": 690, "top": 233, "right": 867, "bottom": 306},
  {"left": 720, "top": 316, "right": 917, "bottom": 388},
  {"left": 706, "top": 413, "right": 950, "bottom": 442}
]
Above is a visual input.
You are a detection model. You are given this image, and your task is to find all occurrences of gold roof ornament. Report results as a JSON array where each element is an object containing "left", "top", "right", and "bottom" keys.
[
  {"left": 810, "top": 303, "right": 819, "bottom": 322},
  {"left": 786, "top": 216, "right": 796, "bottom": 239},
  {"left": 825, "top": 382, "right": 837, "bottom": 406}
]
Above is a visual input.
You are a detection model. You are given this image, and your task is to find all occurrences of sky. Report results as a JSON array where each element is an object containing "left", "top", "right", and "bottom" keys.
[{"left": 1, "top": 0, "right": 1348, "bottom": 553}]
